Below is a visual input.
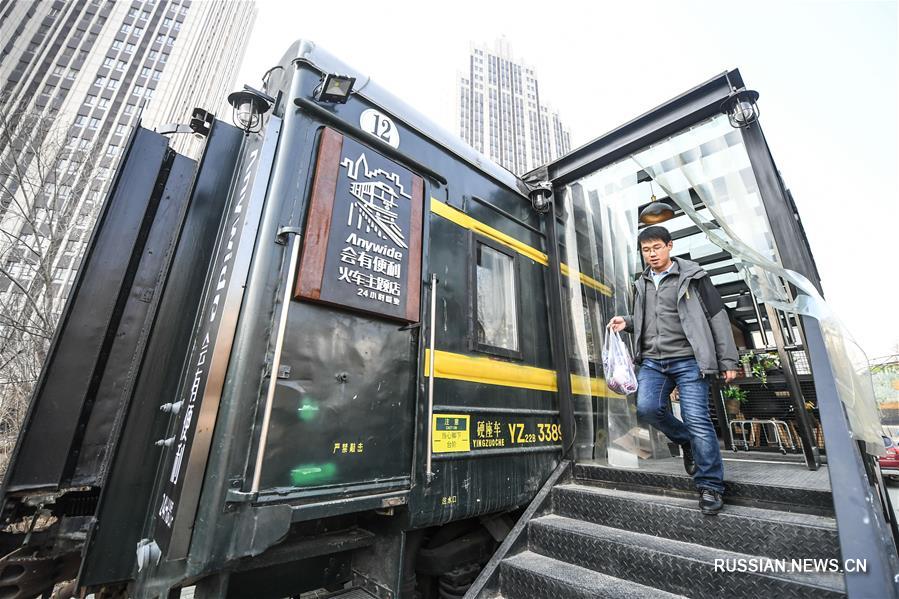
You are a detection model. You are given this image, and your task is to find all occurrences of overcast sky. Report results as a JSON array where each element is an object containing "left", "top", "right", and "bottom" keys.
[{"left": 236, "top": 0, "right": 898, "bottom": 359}]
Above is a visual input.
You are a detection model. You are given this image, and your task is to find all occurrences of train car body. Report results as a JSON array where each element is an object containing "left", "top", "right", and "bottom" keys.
[{"left": 0, "top": 41, "right": 571, "bottom": 598}]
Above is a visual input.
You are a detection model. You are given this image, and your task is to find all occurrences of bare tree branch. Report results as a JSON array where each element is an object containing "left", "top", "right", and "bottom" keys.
[{"left": 0, "top": 104, "right": 107, "bottom": 476}]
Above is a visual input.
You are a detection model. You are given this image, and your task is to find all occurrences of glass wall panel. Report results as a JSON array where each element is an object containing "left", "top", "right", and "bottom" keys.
[{"left": 558, "top": 165, "right": 652, "bottom": 465}]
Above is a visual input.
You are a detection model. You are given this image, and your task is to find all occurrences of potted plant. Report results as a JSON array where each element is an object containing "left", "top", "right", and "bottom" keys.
[
  {"left": 740, "top": 352, "right": 753, "bottom": 378},
  {"left": 723, "top": 385, "right": 748, "bottom": 416},
  {"left": 740, "top": 351, "right": 781, "bottom": 385},
  {"left": 751, "top": 352, "right": 780, "bottom": 385}
]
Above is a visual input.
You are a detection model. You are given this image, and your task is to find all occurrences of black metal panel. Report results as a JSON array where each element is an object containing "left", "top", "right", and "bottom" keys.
[
  {"left": 254, "top": 128, "right": 422, "bottom": 492},
  {"left": 79, "top": 121, "right": 244, "bottom": 587},
  {"left": 412, "top": 454, "right": 558, "bottom": 528},
  {"left": 258, "top": 300, "right": 417, "bottom": 491},
  {"left": 3, "top": 128, "right": 169, "bottom": 492},
  {"left": 324, "top": 589, "right": 378, "bottom": 599},
  {"left": 149, "top": 122, "right": 259, "bottom": 559},
  {"left": 71, "top": 153, "right": 197, "bottom": 486},
  {"left": 231, "top": 528, "right": 375, "bottom": 573},
  {"left": 225, "top": 552, "right": 352, "bottom": 599},
  {"left": 424, "top": 383, "right": 557, "bottom": 433},
  {"left": 541, "top": 70, "right": 741, "bottom": 187},
  {"left": 175, "top": 112, "right": 292, "bottom": 576}
]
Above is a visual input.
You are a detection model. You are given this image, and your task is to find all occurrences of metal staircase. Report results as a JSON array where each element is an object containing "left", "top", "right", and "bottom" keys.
[{"left": 467, "top": 462, "right": 846, "bottom": 598}]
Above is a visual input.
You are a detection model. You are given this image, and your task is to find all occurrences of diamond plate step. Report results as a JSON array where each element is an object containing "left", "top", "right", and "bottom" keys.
[
  {"left": 553, "top": 483, "right": 839, "bottom": 560},
  {"left": 573, "top": 463, "right": 834, "bottom": 515},
  {"left": 499, "top": 551, "right": 687, "bottom": 599},
  {"left": 528, "top": 515, "right": 846, "bottom": 598}
]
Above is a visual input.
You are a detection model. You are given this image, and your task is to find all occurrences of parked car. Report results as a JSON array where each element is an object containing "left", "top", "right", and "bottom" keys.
[{"left": 878, "top": 435, "right": 899, "bottom": 481}]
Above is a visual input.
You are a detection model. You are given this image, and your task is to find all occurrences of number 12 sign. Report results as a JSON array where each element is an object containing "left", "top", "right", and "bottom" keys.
[{"left": 360, "top": 108, "right": 400, "bottom": 149}]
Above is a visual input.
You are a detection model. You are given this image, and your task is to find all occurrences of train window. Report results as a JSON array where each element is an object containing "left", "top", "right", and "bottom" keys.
[{"left": 471, "top": 236, "right": 521, "bottom": 359}]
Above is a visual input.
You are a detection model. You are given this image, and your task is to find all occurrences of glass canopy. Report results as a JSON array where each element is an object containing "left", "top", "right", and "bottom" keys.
[{"left": 556, "top": 112, "right": 882, "bottom": 463}]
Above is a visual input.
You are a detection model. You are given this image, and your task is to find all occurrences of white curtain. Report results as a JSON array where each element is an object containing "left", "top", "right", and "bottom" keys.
[{"left": 477, "top": 245, "right": 518, "bottom": 351}]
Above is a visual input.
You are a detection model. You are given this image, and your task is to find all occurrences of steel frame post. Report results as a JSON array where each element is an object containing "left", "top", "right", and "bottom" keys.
[
  {"left": 740, "top": 119, "right": 898, "bottom": 593},
  {"left": 802, "top": 314, "right": 899, "bottom": 596},
  {"left": 764, "top": 304, "right": 820, "bottom": 469},
  {"left": 542, "top": 195, "right": 576, "bottom": 459},
  {"left": 708, "top": 378, "right": 734, "bottom": 451}
]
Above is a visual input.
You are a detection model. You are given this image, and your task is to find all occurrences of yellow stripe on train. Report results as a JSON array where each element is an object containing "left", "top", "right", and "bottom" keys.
[{"left": 423, "top": 349, "right": 625, "bottom": 399}]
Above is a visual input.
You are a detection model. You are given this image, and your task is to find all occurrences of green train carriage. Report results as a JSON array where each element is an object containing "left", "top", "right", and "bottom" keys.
[{"left": 0, "top": 40, "right": 614, "bottom": 598}]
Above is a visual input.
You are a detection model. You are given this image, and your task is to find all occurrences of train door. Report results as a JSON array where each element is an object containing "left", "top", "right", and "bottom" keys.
[{"left": 252, "top": 126, "right": 423, "bottom": 499}]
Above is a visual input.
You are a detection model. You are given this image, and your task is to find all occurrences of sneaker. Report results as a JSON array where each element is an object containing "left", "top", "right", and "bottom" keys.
[
  {"left": 680, "top": 443, "right": 697, "bottom": 476},
  {"left": 699, "top": 488, "right": 723, "bottom": 515}
]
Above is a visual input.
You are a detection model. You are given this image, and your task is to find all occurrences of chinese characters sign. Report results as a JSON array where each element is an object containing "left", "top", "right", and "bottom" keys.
[
  {"left": 432, "top": 413, "right": 561, "bottom": 454},
  {"left": 432, "top": 414, "right": 471, "bottom": 453},
  {"left": 295, "top": 128, "right": 422, "bottom": 321},
  {"left": 152, "top": 142, "right": 264, "bottom": 557}
]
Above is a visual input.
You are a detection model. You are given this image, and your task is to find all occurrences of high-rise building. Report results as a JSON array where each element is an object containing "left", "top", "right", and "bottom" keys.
[
  {"left": 457, "top": 38, "right": 572, "bottom": 175},
  {"left": 0, "top": 0, "right": 256, "bottom": 429},
  {"left": 0, "top": 0, "right": 256, "bottom": 310}
]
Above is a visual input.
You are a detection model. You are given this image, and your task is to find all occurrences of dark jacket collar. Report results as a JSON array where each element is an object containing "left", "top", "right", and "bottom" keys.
[
  {"left": 671, "top": 256, "right": 702, "bottom": 278},
  {"left": 641, "top": 256, "right": 702, "bottom": 278}
]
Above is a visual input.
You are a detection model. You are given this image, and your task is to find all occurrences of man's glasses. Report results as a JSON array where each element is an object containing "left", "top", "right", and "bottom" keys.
[{"left": 640, "top": 244, "right": 667, "bottom": 255}]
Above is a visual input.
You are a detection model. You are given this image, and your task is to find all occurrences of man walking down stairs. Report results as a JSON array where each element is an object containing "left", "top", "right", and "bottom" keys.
[{"left": 608, "top": 225, "right": 741, "bottom": 517}]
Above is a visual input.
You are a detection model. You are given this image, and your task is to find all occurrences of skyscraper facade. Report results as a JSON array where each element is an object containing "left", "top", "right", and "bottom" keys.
[
  {"left": 457, "top": 38, "right": 572, "bottom": 175},
  {"left": 0, "top": 0, "right": 256, "bottom": 436},
  {"left": 0, "top": 0, "right": 255, "bottom": 311}
]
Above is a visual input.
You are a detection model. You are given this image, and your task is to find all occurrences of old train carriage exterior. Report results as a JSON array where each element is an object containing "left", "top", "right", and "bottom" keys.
[{"left": 0, "top": 40, "right": 602, "bottom": 598}]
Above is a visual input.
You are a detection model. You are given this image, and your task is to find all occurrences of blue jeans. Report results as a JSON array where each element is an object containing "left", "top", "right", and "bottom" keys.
[{"left": 635, "top": 357, "right": 724, "bottom": 493}]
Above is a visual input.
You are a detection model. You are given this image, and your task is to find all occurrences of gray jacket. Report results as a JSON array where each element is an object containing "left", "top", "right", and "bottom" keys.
[{"left": 623, "top": 257, "right": 739, "bottom": 375}]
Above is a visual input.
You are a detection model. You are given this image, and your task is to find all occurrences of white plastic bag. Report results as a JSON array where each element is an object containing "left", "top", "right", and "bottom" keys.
[{"left": 602, "top": 329, "right": 638, "bottom": 395}]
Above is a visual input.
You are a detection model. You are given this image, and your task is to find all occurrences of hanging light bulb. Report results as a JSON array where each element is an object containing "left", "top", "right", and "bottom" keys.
[
  {"left": 227, "top": 85, "right": 275, "bottom": 135},
  {"left": 639, "top": 180, "right": 675, "bottom": 225}
]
